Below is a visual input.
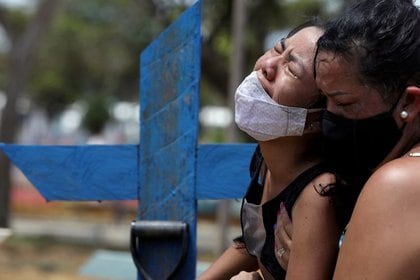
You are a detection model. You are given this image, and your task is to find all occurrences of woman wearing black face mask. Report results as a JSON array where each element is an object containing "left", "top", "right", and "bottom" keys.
[{"left": 274, "top": 0, "right": 420, "bottom": 278}]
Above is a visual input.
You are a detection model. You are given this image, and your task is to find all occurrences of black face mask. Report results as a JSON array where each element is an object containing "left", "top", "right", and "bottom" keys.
[{"left": 321, "top": 109, "right": 402, "bottom": 184}]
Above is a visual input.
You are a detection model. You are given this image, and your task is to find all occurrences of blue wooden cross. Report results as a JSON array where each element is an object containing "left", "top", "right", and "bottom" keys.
[{"left": 0, "top": 1, "right": 256, "bottom": 279}]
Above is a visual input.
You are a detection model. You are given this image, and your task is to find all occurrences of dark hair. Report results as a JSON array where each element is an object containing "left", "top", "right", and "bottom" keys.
[
  {"left": 287, "top": 17, "right": 325, "bottom": 38},
  {"left": 287, "top": 17, "right": 326, "bottom": 91},
  {"left": 316, "top": 0, "right": 420, "bottom": 104}
]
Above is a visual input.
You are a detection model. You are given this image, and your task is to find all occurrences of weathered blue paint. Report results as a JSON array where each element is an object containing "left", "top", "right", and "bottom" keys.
[
  {"left": 0, "top": 143, "right": 255, "bottom": 202},
  {"left": 0, "top": 1, "right": 256, "bottom": 278},
  {"left": 137, "top": 1, "right": 201, "bottom": 279},
  {"left": 197, "top": 143, "right": 257, "bottom": 200},
  {"left": 0, "top": 144, "right": 138, "bottom": 201}
]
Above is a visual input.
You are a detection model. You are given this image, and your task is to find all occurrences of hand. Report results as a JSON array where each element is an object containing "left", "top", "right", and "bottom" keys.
[
  {"left": 274, "top": 202, "right": 293, "bottom": 270},
  {"left": 230, "top": 271, "right": 262, "bottom": 280}
]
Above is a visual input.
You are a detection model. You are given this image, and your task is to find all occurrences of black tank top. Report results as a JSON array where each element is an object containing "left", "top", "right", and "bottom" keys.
[{"left": 240, "top": 145, "right": 335, "bottom": 279}]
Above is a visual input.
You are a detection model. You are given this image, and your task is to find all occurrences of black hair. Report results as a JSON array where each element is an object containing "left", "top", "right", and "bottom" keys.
[
  {"left": 316, "top": 0, "right": 420, "bottom": 104},
  {"left": 285, "top": 18, "right": 327, "bottom": 108},
  {"left": 287, "top": 17, "right": 326, "bottom": 38}
]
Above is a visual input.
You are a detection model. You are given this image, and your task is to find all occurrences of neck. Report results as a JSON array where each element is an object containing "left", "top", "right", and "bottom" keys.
[
  {"left": 259, "top": 135, "right": 322, "bottom": 190},
  {"left": 377, "top": 117, "right": 420, "bottom": 168}
]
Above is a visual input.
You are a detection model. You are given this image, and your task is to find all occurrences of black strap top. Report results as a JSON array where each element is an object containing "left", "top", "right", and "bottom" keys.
[{"left": 240, "top": 145, "right": 334, "bottom": 279}]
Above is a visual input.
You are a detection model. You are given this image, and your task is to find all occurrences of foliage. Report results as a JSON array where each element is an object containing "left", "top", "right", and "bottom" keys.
[
  {"left": 30, "top": 0, "right": 163, "bottom": 118},
  {"left": 81, "top": 95, "right": 111, "bottom": 134},
  {"left": 26, "top": 0, "right": 343, "bottom": 119}
]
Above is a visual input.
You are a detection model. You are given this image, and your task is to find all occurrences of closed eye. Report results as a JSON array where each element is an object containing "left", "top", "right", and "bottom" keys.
[{"left": 284, "top": 64, "right": 298, "bottom": 79}]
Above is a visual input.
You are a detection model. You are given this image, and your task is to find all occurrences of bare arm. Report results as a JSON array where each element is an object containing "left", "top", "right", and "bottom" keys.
[
  {"left": 285, "top": 173, "right": 341, "bottom": 280},
  {"left": 198, "top": 243, "right": 259, "bottom": 280},
  {"left": 334, "top": 158, "right": 420, "bottom": 279}
]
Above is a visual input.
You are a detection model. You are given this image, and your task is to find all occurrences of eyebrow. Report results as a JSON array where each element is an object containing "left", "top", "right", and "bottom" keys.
[
  {"left": 280, "top": 37, "right": 286, "bottom": 52},
  {"left": 321, "top": 91, "right": 350, "bottom": 98},
  {"left": 282, "top": 38, "right": 307, "bottom": 72},
  {"left": 280, "top": 37, "right": 310, "bottom": 78}
]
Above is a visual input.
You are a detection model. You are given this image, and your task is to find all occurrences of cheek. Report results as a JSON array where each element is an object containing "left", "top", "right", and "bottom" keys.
[
  {"left": 325, "top": 101, "right": 342, "bottom": 116},
  {"left": 291, "top": 84, "right": 320, "bottom": 107},
  {"left": 274, "top": 85, "right": 303, "bottom": 106},
  {"left": 272, "top": 75, "right": 318, "bottom": 106}
]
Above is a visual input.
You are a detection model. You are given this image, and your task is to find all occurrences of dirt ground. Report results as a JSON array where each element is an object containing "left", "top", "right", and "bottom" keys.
[
  {"left": 0, "top": 235, "right": 95, "bottom": 280},
  {"left": 1, "top": 186, "right": 138, "bottom": 280},
  {"left": 2, "top": 179, "right": 224, "bottom": 279}
]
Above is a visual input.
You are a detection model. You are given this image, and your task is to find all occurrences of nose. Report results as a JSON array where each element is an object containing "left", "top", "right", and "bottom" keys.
[{"left": 261, "top": 55, "right": 282, "bottom": 81}]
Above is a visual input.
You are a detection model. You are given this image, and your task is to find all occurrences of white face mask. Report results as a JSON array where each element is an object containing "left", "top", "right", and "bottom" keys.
[{"left": 235, "top": 71, "right": 308, "bottom": 141}]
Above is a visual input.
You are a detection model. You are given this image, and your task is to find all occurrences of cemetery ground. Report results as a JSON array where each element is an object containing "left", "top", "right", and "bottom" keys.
[
  {"left": 0, "top": 172, "right": 241, "bottom": 279},
  {"left": 1, "top": 186, "right": 135, "bottom": 280}
]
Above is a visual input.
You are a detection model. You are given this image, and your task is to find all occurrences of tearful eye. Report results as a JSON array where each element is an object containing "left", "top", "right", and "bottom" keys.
[{"left": 284, "top": 64, "right": 298, "bottom": 79}]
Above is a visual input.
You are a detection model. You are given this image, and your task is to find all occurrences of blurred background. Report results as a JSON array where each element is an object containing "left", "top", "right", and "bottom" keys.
[{"left": 0, "top": 0, "right": 349, "bottom": 279}]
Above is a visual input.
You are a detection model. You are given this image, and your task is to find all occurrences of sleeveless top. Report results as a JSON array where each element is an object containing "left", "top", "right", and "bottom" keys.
[{"left": 240, "top": 146, "right": 335, "bottom": 279}]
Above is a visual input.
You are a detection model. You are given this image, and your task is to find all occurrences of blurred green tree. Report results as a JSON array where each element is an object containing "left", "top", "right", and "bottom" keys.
[
  {"left": 0, "top": 0, "right": 60, "bottom": 227},
  {"left": 0, "top": 0, "right": 345, "bottom": 227}
]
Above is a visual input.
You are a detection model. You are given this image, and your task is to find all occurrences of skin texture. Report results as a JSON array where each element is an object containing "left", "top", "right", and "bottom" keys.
[
  {"left": 283, "top": 173, "right": 340, "bottom": 280},
  {"left": 274, "top": 55, "right": 420, "bottom": 278},
  {"left": 333, "top": 151, "right": 420, "bottom": 279},
  {"left": 230, "top": 271, "right": 262, "bottom": 280},
  {"left": 198, "top": 245, "right": 259, "bottom": 280},
  {"left": 201, "top": 25, "right": 344, "bottom": 280},
  {"left": 256, "top": 27, "right": 321, "bottom": 108},
  {"left": 316, "top": 53, "right": 420, "bottom": 279},
  {"left": 274, "top": 203, "right": 292, "bottom": 269},
  {"left": 315, "top": 52, "right": 389, "bottom": 119}
]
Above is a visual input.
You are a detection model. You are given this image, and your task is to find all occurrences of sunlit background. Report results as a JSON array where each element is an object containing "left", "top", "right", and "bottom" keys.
[{"left": 0, "top": 0, "right": 351, "bottom": 279}]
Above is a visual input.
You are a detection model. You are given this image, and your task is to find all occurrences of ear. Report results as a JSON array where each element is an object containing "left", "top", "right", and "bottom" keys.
[
  {"left": 404, "top": 86, "right": 420, "bottom": 120},
  {"left": 406, "top": 86, "right": 420, "bottom": 107},
  {"left": 406, "top": 86, "right": 420, "bottom": 96}
]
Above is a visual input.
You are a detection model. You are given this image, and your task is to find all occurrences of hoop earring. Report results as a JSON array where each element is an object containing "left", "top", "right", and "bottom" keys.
[{"left": 400, "top": 111, "right": 409, "bottom": 119}]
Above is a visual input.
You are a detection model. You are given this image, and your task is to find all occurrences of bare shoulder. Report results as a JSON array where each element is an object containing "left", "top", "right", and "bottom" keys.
[
  {"left": 335, "top": 155, "right": 420, "bottom": 279},
  {"left": 353, "top": 155, "right": 420, "bottom": 218},
  {"left": 364, "top": 155, "right": 420, "bottom": 196},
  {"left": 293, "top": 172, "right": 336, "bottom": 214}
]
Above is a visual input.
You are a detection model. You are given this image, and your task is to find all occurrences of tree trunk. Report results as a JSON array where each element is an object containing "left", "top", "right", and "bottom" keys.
[{"left": 0, "top": 0, "right": 60, "bottom": 228}]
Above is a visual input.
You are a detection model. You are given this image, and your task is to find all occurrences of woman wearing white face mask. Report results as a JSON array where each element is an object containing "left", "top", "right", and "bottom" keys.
[{"left": 200, "top": 19, "right": 355, "bottom": 280}]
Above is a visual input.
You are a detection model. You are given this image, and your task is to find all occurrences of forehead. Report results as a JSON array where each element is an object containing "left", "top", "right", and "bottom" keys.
[
  {"left": 286, "top": 26, "right": 323, "bottom": 55},
  {"left": 315, "top": 51, "right": 358, "bottom": 89},
  {"left": 286, "top": 26, "right": 324, "bottom": 72},
  {"left": 315, "top": 51, "right": 390, "bottom": 118}
]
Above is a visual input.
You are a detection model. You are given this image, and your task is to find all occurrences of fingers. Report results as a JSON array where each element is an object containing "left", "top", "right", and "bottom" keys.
[
  {"left": 274, "top": 202, "right": 293, "bottom": 270},
  {"left": 280, "top": 203, "right": 293, "bottom": 240},
  {"left": 230, "top": 271, "right": 262, "bottom": 280},
  {"left": 274, "top": 235, "right": 289, "bottom": 270}
]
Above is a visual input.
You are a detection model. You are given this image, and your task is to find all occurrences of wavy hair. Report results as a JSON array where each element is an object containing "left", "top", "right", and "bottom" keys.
[{"left": 316, "top": 0, "right": 420, "bottom": 104}]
